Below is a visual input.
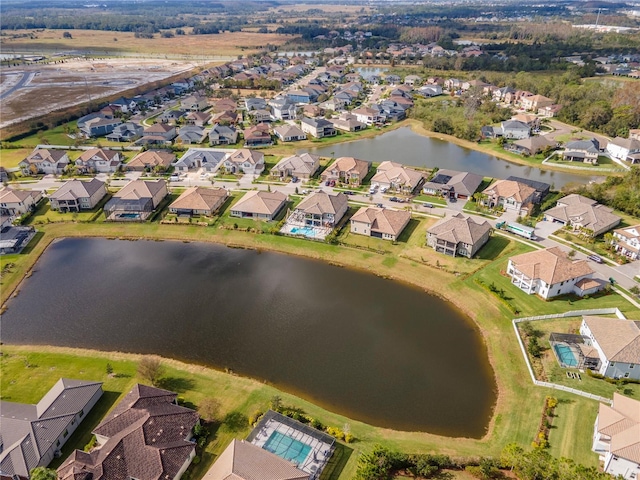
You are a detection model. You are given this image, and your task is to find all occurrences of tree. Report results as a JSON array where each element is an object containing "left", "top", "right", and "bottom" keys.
[
  {"left": 137, "top": 356, "right": 164, "bottom": 386},
  {"left": 30, "top": 467, "right": 58, "bottom": 480},
  {"left": 198, "top": 397, "right": 221, "bottom": 423}
]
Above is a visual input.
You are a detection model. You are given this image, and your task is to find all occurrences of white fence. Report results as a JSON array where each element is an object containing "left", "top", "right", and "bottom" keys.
[{"left": 512, "top": 308, "right": 626, "bottom": 405}]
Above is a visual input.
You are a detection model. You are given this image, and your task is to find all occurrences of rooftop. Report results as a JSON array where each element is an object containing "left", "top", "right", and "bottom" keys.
[{"left": 509, "top": 246, "right": 594, "bottom": 285}]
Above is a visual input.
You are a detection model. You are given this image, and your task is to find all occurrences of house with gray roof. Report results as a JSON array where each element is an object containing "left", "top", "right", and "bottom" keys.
[
  {"left": 543, "top": 194, "right": 621, "bottom": 237},
  {"left": 81, "top": 117, "right": 122, "bottom": 138},
  {"left": 300, "top": 117, "right": 336, "bottom": 139},
  {"left": 422, "top": 169, "right": 482, "bottom": 200},
  {"left": 169, "top": 187, "right": 228, "bottom": 217},
  {"left": 106, "top": 122, "right": 144, "bottom": 142},
  {"left": 290, "top": 192, "right": 348, "bottom": 228},
  {"left": 104, "top": 180, "right": 168, "bottom": 221},
  {"left": 177, "top": 125, "right": 206, "bottom": 145},
  {"left": 209, "top": 124, "right": 238, "bottom": 146},
  {"left": 270, "top": 154, "right": 319, "bottom": 180},
  {"left": 19, "top": 149, "right": 70, "bottom": 175},
  {"left": 274, "top": 124, "right": 307, "bottom": 142},
  {"left": 562, "top": 138, "right": 600, "bottom": 164},
  {"left": 427, "top": 213, "right": 492, "bottom": 258},
  {"left": 174, "top": 149, "right": 226, "bottom": 173},
  {"left": 500, "top": 120, "right": 531, "bottom": 139},
  {"left": 0, "top": 378, "right": 103, "bottom": 478},
  {"left": 230, "top": 190, "right": 288, "bottom": 220},
  {"left": 58, "top": 384, "right": 199, "bottom": 480},
  {"left": 49, "top": 178, "right": 107, "bottom": 212}
]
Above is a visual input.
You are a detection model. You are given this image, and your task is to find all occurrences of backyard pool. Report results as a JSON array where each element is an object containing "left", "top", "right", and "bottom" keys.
[
  {"left": 116, "top": 213, "right": 141, "bottom": 219},
  {"left": 263, "top": 431, "right": 311, "bottom": 466},
  {"left": 554, "top": 343, "right": 579, "bottom": 367}
]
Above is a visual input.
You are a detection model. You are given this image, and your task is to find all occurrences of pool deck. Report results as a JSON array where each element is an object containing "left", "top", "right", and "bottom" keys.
[
  {"left": 280, "top": 222, "right": 332, "bottom": 240},
  {"left": 251, "top": 417, "right": 334, "bottom": 477}
]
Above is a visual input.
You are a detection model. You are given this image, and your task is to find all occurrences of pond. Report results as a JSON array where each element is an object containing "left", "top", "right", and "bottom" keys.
[
  {"left": 304, "top": 127, "right": 602, "bottom": 189},
  {"left": 355, "top": 66, "right": 388, "bottom": 80},
  {"left": 1, "top": 238, "right": 496, "bottom": 437}
]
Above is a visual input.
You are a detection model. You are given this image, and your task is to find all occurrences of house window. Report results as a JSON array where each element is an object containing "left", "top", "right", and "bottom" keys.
[
  {"left": 630, "top": 365, "right": 634, "bottom": 369},
  {"left": 63, "top": 430, "right": 69, "bottom": 438},
  {"left": 624, "top": 373, "right": 630, "bottom": 378},
  {"left": 610, "top": 363, "right": 615, "bottom": 367}
]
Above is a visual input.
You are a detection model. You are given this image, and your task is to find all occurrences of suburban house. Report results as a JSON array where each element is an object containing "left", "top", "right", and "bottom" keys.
[
  {"left": 0, "top": 187, "right": 42, "bottom": 217},
  {"left": 505, "top": 176, "right": 550, "bottom": 203},
  {"left": 562, "top": 138, "right": 600, "bottom": 164},
  {"left": 244, "top": 123, "right": 273, "bottom": 147},
  {"left": 173, "top": 149, "right": 226, "bottom": 172},
  {"left": 0, "top": 378, "right": 103, "bottom": 478},
  {"left": 613, "top": 224, "right": 640, "bottom": 260},
  {"left": 507, "top": 247, "right": 600, "bottom": 299},
  {"left": 512, "top": 113, "right": 540, "bottom": 130},
  {"left": 321, "top": 157, "right": 370, "bottom": 186},
  {"left": 330, "top": 112, "right": 366, "bottom": 132},
  {"left": 81, "top": 117, "right": 122, "bottom": 138},
  {"left": 126, "top": 150, "right": 176, "bottom": 172},
  {"left": 159, "top": 109, "right": 187, "bottom": 125},
  {"left": 169, "top": 187, "right": 228, "bottom": 216},
  {"left": 509, "top": 135, "right": 555, "bottom": 156},
  {"left": 177, "top": 125, "right": 206, "bottom": 144},
  {"left": 287, "top": 90, "right": 311, "bottom": 104},
  {"left": 538, "top": 104, "right": 563, "bottom": 117},
  {"left": 49, "top": 179, "right": 107, "bottom": 212},
  {"left": 592, "top": 393, "right": 640, "bottom": 480},
  {"left": 606, "top": 137, "right": 640, "bottom": 164},
  {"left": 141, "top": 123, "right": 177, "bottom": 143},
  {"left": 370, "top": 161, "right": 424, "bottom": 194},
  {"left": 520, "top": 94, "right": 554, "bottom": 111},
  {"left": 270, "top": 153, "right": 320, "bottom": 180},
  {"left": 426, "top": 213, "right": 492, "bottom": 258},
  {"left": 75, "top": 148, "right": 123, "bottom": 173},
  {"left": 422, "top": 169, "right": 482, "bottom": 200},
  {"left": 290, "top": 192, "right": 348, "bottom": 228},
  {"left": 57, "top": 384, "right": 199, "bottom": 480},
  {"left": 543, "top": 194, "right": 621, "bottom": 237},
  {"left": 274, "top": 124, "right": 307, "bottom": 142},
  {"left": 209, "top": 124, "right": 238, "bottom": 145},
  {"left": 230, "top": 190, "right": 287, "bottom": 220},
  {"left": 106, "top": 122, "right": 144, "bottom": 142},
  {"left": 19, "top": 149, "right": 70, "bottom": 175},
  {"left": 580, "top": 316, "right": 640, "bottom": 381},
  {"left": 247, "top": 108, "right": 273, "bottom": 123},
  {"left": 212, "top": 110, "right": 242, "bottom": 125},
  {"left": 202, "top": 439, "right": 309, "bottom": 480},
  {"left": 500, "top": 120, "right": 531, "bottom": 139},
  {"left": 182, "top": 93, "right": 209, "bottom": 111},
  {"left": 0, "top": 224, "right": 36, "bottom": 255},
  {"left": 300, "top": 117, "right": 336, "bottom": 139},
  {"left": 185, "top": 111, "right": 212, "bottom": 126},
  {"left": 270, "top": 97, "right": 298, "bottom": 120},
  {"left": 482, "top": 179, "right": 537, "bottom": 215},
  {"left": 350, "top": 206, "right": 411, "bottom": 241},
  {"left": 104, "top": 179, "right": 168, "bottom": 221},
  {"left": 404, "top": 74, "right": 422, "bottom": 86},
  {"left": 223, "top": 149, "right": 265, "bottom": 175},
  {"left": 352, "top": 107, "right": 385, "bottom": 126}
]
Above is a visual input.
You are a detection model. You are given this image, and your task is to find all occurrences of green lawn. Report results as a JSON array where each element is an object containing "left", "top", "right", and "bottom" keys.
[
  {"left": 25, "top": 195, "right": 112, "bottom": 225},
  {"left": 414, "top": 194, "right": 447, "bottom": 205},
  {"left": 0, "top": 148, "right": 31, "bottom": 169}
]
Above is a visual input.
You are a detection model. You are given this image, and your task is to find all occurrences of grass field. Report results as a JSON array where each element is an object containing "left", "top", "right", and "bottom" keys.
[{"left": 0, "top": 148, "right": 31, "bottom": 169}]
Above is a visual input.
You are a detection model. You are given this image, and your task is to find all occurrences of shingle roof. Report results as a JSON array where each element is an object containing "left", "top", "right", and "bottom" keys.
[
  {"left": 127, "top": 150, "right": 175, "bottom": 169},
  {"left": 372, "top": 161, "right": 424, "bottom": 190},
  {"left": 77, "top": 148, "right": 120, "bottom": 163},
  {"left": 49, "top": 179, "right": 105, "bottom": 202},
  {"left": 321, "top": 157, "right": 370, "bottom": 179},
  {"left": 228, "top": 149, "right": 264, "bottom": 165},
  {"left": 274, "top": 125, "right": 306, "bottom": 138},
  {"left": 232, "top": 190, "right": 287, "bottom": 216},
  {"left": 545, "top": 194, "right": 621, "bottom": 233},
  {"left": 427, "top": 213, "right": 491, "bottom": 245},
  {"left": 0, "top": 187, "right": 39, "bottom": 204},
  {"left": 169, "top": 187, "right": 228, "bottom": 212},
  {"left": 509, "top": 246, "right": 594, "bottom": 285},
  {"left": 422, "top": 168, "right": 482, "bottom": 196},
  {"left": 295, "top": 192, "right": 348, "bottom": 215},
  {"left": 22, "top": 149, "right": 68, "bottom": 165},
  {"left": 272, "top": 154, "right": 319, "bottom": 176},
  {"left": 583, "top": 316, "right": 640, "bottom": 364},
  {"left": 202, "top": 439, "right": 308, "bottom": 480},
  {"left": 597, "top": 393, "right": 640, "bottom": 464},
  {"left": 483, "top": 179, "right": 536, "bottom": 203},
  {"left": 113, "top": 180, "right": 167, "bottom": 200},
  {"left": 351, "top": 207, "right": 411, "bottom": 236},
  {"left": 145, "top": 123, "right": 175, "bottom": 134}
]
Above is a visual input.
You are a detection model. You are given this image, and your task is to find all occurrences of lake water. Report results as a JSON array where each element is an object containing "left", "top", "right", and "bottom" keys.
[
  {"left": 1, "top": 238, "right": 496, "bottom": 437},
  {"left": 304, "top": 127, "right": 601, "bottom": 189},
  {"left": 355, "top": 66, "right": 388, "bottom": 80}
]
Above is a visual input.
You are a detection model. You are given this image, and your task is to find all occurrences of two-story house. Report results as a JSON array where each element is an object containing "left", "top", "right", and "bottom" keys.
[
  {"left": 223, "top": 149, "right": 265, "bottom": 175},
  {"left": 19, "top": 149, "right": 70, "bottom": 175},
  {"left": 320, "top": 157, "right": 370, "bottom": 186},
  {"left": 371, "top": 161, "right": 425, "bottom": 194},
  {"left": 75, "top": 148, "right": 123, "bottom": 173},
  {"left": 0, "top": 187, "right": 42, "bottom": 217},
  {"left": 482, "top": 179, "right": 537, "bottom": 215},
  {"left": 351, "top": 206, "right": 411, "bottom": 241},
  {"left": 290, "top": 191, "right": 348, "bottom": 228},
  {"left": 49, "top": 178, "right": 107, "bottom": 212},
  {"left": 300, "top": 117, "right": 336, "bottom": 139},
  {"left": 562, "top": 138, "right": 600, "bottom": 164},
  {"left": 613, "top": 224, "right": 640, "bottom": 260},
  {"left": 426, "top": 213, "right": 492, "bottom": 258}
]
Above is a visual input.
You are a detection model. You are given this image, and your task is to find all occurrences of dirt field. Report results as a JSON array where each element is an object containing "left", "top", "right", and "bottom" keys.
[{"left": 0, "top": 58, "right": 196, "bottom": 129}]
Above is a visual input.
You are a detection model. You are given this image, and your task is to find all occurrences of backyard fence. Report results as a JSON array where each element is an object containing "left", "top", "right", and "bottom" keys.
[{"left": 512, "top": 308, "right": 625, "bottom": 405}]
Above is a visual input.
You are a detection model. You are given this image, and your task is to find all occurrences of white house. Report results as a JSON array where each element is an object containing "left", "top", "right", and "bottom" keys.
[
  {"left": 606, "top": 137, "right": 640, "bottom": 164},
  {"left": 223, "top": 149, "right": 265, "bottom": 175},
  {"left": 500, "top": 120, "right": 531, "bottom": 139},
  {"left": 0, "top": 187, "right": 42, "bottom": 217},
  {"left": 19, "top": 149, "right": 70, "bottom": 175},
  {"left": 613, "top": 224, "right": 640, "bottom": 260},
  {"left": 592, "top": 393, "right": 640, "bottom": 480},
  {"left": 580, "top": 316, "right": 640, "bottom": 381}
]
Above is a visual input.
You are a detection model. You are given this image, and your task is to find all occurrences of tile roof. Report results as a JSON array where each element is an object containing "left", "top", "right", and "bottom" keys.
[
  {"left": 509, "top": 247, "right": 593, "bottom": 285},
  {"left": 583, "top": 316, "right": 640, "bottom": 364},
  {"left": 321, "top": 157, "right": 370, "bottom": 179},
  {"left": 232, "top": 190, "right": 287, "bottom": 216},
  {"left": 272, "top": 154, "right": 319, "bottom": 176},
  {"left": 295, "top": 192, "right": 348, "bottom": 216},
  {"left": 127, "top": 150, "right": 176, "bottom": 169},
  {"left": 0, "top": 187, "right": 40, "bottom": 204},
  {"left": 114, "top": 180, "right": 167, "bottom": 201},
  {"left": 545, "top": 194, "right": 620, "bottom": 233},
  {"left": 49, "top": 179, "right": 105, "bottom": 202},
  {"left": 77, "top": 148, "right": 120, "bottom": 163},
  {"left": 228, "top": 149, "right": 264, "bottom": 166},
  {"left": 58, "top": 384, "right": 199, "bottom": 480},
  {"left": 351, "top": 207, "right": 411, "bottom": 236},
  {"left": 372, "top": 161, "right": 424, "bottom": 190},
  {"left": 597, "top": 393, "right": 640, "bottom": 464},
  {"left": 427, "top": 213, "right": 491, "bottom": 245},
  {"left": 169, "top": 187, "right": 228, "bottom": 212},
  {"left": 483, "top": 179, "right": 536, "bottom": 203}
]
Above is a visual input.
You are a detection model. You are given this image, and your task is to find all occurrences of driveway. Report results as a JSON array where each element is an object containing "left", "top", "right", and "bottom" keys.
[{"left": 533, "top": 220, "right": 564, "bottom": 239}]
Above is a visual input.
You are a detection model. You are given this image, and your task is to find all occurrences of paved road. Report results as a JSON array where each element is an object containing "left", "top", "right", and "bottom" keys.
[{"left": 0, "top": 71, "right": 34, "bottom": 100}]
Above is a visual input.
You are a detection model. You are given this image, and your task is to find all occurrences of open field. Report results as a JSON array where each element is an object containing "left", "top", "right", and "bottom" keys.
[{"left": 0, "top": 148, "right": 31, "bottom": 169}]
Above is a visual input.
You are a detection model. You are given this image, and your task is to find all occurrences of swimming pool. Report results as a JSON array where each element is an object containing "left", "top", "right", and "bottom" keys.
[
  {"left": 554, "top": 343, "right": 578, "bottom": 367},
  {"left": 290, "top": 226, "right": 317, "bottom": 237},
  {"left": 117, "top": 213, "right": 141, "bottom": 219},
  {"left": 263, "top": 431, "right": 311, "bottom": 466}
]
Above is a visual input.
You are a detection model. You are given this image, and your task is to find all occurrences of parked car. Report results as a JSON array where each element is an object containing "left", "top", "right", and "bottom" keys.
[
  {"left": 588, "top": 254, "right": 603, "bottom": 264},
  {"left": 369, "top": 186, "right": 377, "bottom": 194},
  {"left": 380, "top": 186, "right": 388, "bottom": 193},
  {"left": 343, "top": 191, "right": 355, "bottom": 195},
  {"left": 291, "top": 176, "right": 299, "bottom": 183},
  {"left": 376, "top": 203, "right": 384, "bottom": 208},
  {"left": 389, "top": 197, "right": 399, "bottom": 202},
  {"left": 424, "top": 202, "right": 433, "bottom": 208},
  {"left": 169, "top": 175, "right": 180, "bottom": 182}
]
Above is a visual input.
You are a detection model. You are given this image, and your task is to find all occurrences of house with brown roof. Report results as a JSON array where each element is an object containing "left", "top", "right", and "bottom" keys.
[
  {"left": 613, "top": 224, "right": 640, "bottom": 261},
  {"left": 426, "top": 213, "right": 492, "bottom": 258},
  {"left": 287, "top": 191, "right": 348, "bottom": 230},
  {"left": 182, "top": 94, "right": 209, "bottom": 111},
  {"left": 126, "top": 150, "right": 176, "bottom": 172},
  {"left": 185, "top": 111, "right": 212, "bottom": 126},
  {"left": 223, "top": 149, "right": 265, "bottom": 175},
  {"left": 230, "top": 190, "right": 288, "bottom": 220},
  {"left": 520, "top": 94, "right": 554, "bottom": 112},
  {"left": 169, "top": 187, "right": 228, "bottom": 216},
  {"left": 350, "top": 207, "right": 411, "bottom": 241},
  {"left": 0, "top": 187, "right": 42, "bottom": 217},
  {"left": 422, "top": 169, "right": 482, "bottom": 200},
  {"left": 592, "top": 393, "right": 640, "bottom": 479},
  {"left": 370, "top": 161, "right": 424, "bottom": 194},
  {"left": 543, "top": 194, "right": 621, "bottom": 236},
  {"left": 509, "top": 135, "right": 556, "bottom": 156},
  {"left": 507, "top": 246, "right": 599, "bottom": 299},
  {"left": 274, "top": 124, "right": 307, "bottom": 142},
  {"left": 49, "top": 179, "right": 107, "bottom": 212},
  {"left": 482, "top": 179, "right": 537, "bottom": 215},
  {"left": 270, "top": 154, "right": 319, "bottom": 180},
  {"left": 212, "top": 98, "right": 237, "bottom": 112},
  {"left": 320, "top": 157, "right": 370, "bottom": 186},
  {"left": 57, "top": 384, "right": 199, "bottom": 480},
  {"left": 75, "top": 148, "right": 123, "bottom": 173},
  {"left": 330, "top": 112, "right": 366, "bottom": 133},
  {"left": 580, "top": 316, "right": 640, "bottom": 381},
  {"left": 244, "top": 123, "right": 273, "bottom": 147},
  {"left": 19, "top": 148, "right": 70, "bottom": 175},
  {"left": 104, "top": 180, "right": 168, "bottom": 221},
  {"left": 140, "top": 123, "right": 177, "bottom": 143},
  {"left": 0, "top": 379, "right": 103, "bottom": 478}
]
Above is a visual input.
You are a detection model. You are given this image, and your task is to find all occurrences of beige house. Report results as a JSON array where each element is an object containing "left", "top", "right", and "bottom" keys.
[
  {"left": 202, "top": 439, "right": 308, "bottom": 480},
  {"left": 613, "top": 224, "right": 640, "bottom": 260},
  {"left": 230, "top": 190, "right": 287, "bottom": 220},
  {"left": 169, "top": 187, "right": 228, "bottom": 216},
  {"left": 482, "top": 179, "right": 536, "bottom": 215},
  {"left": 426, "top": 213, "right": 492, "bottom": 258},
  {"left": 126, "top": 150, "right": 176, "bottom": 172},
  {"left": 0, "top": 188, "right": 42, "bottom": 217},
  {"left": 371, "top": 161, "right": 424, "bottom": 194},
  {"left": 291, "top": 192, "right": 348, "bottom": 228},
  {"left": 182, "top": 94, "right": 209, "bottom": 111},
  {"left": 320, "top": 157, "right": 370, "bottom": 186},
  {"left": 350, "top": 207, "right": 411, "bottom": 241},
  {"left": 562, "top": 139, "right": 600, "bottom": 164},
  {"left": 274, "top": 124, "right": 307, "bottom": 142},
  {"left": 330, "top": 112, "right": 366, "bottom": 132},
  {"left": 75, "top": 148, "right": 123, "bottom": 173},
  {"left": 507, "top": 247, "right": 599, "bottom": 299},
  {"left": 49, "top": 179, "right": 107, "bottom": 212},
  {"left": 19, "top": 149, "right": 70, "bottom": 175},
  {"left": 422, "top": 169, "right": 482, "bottom": 200},
  {"left": 592, "top": 393, "right": 640, "bottom": 479},
  {"left": 270, "top": 153, "right": 320, "bottom": 180},
  {"left": 104, "top": 180, "right": 168, "bottom": 221},
  {"left": 543, "top": 194, "right": 621, "bottom": 237},
  {"left": 223, "top": 149, "right": 265, "bottom": 175},
  {"left": 520, "top": 94, "right": 553, "bottom": 111}
]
